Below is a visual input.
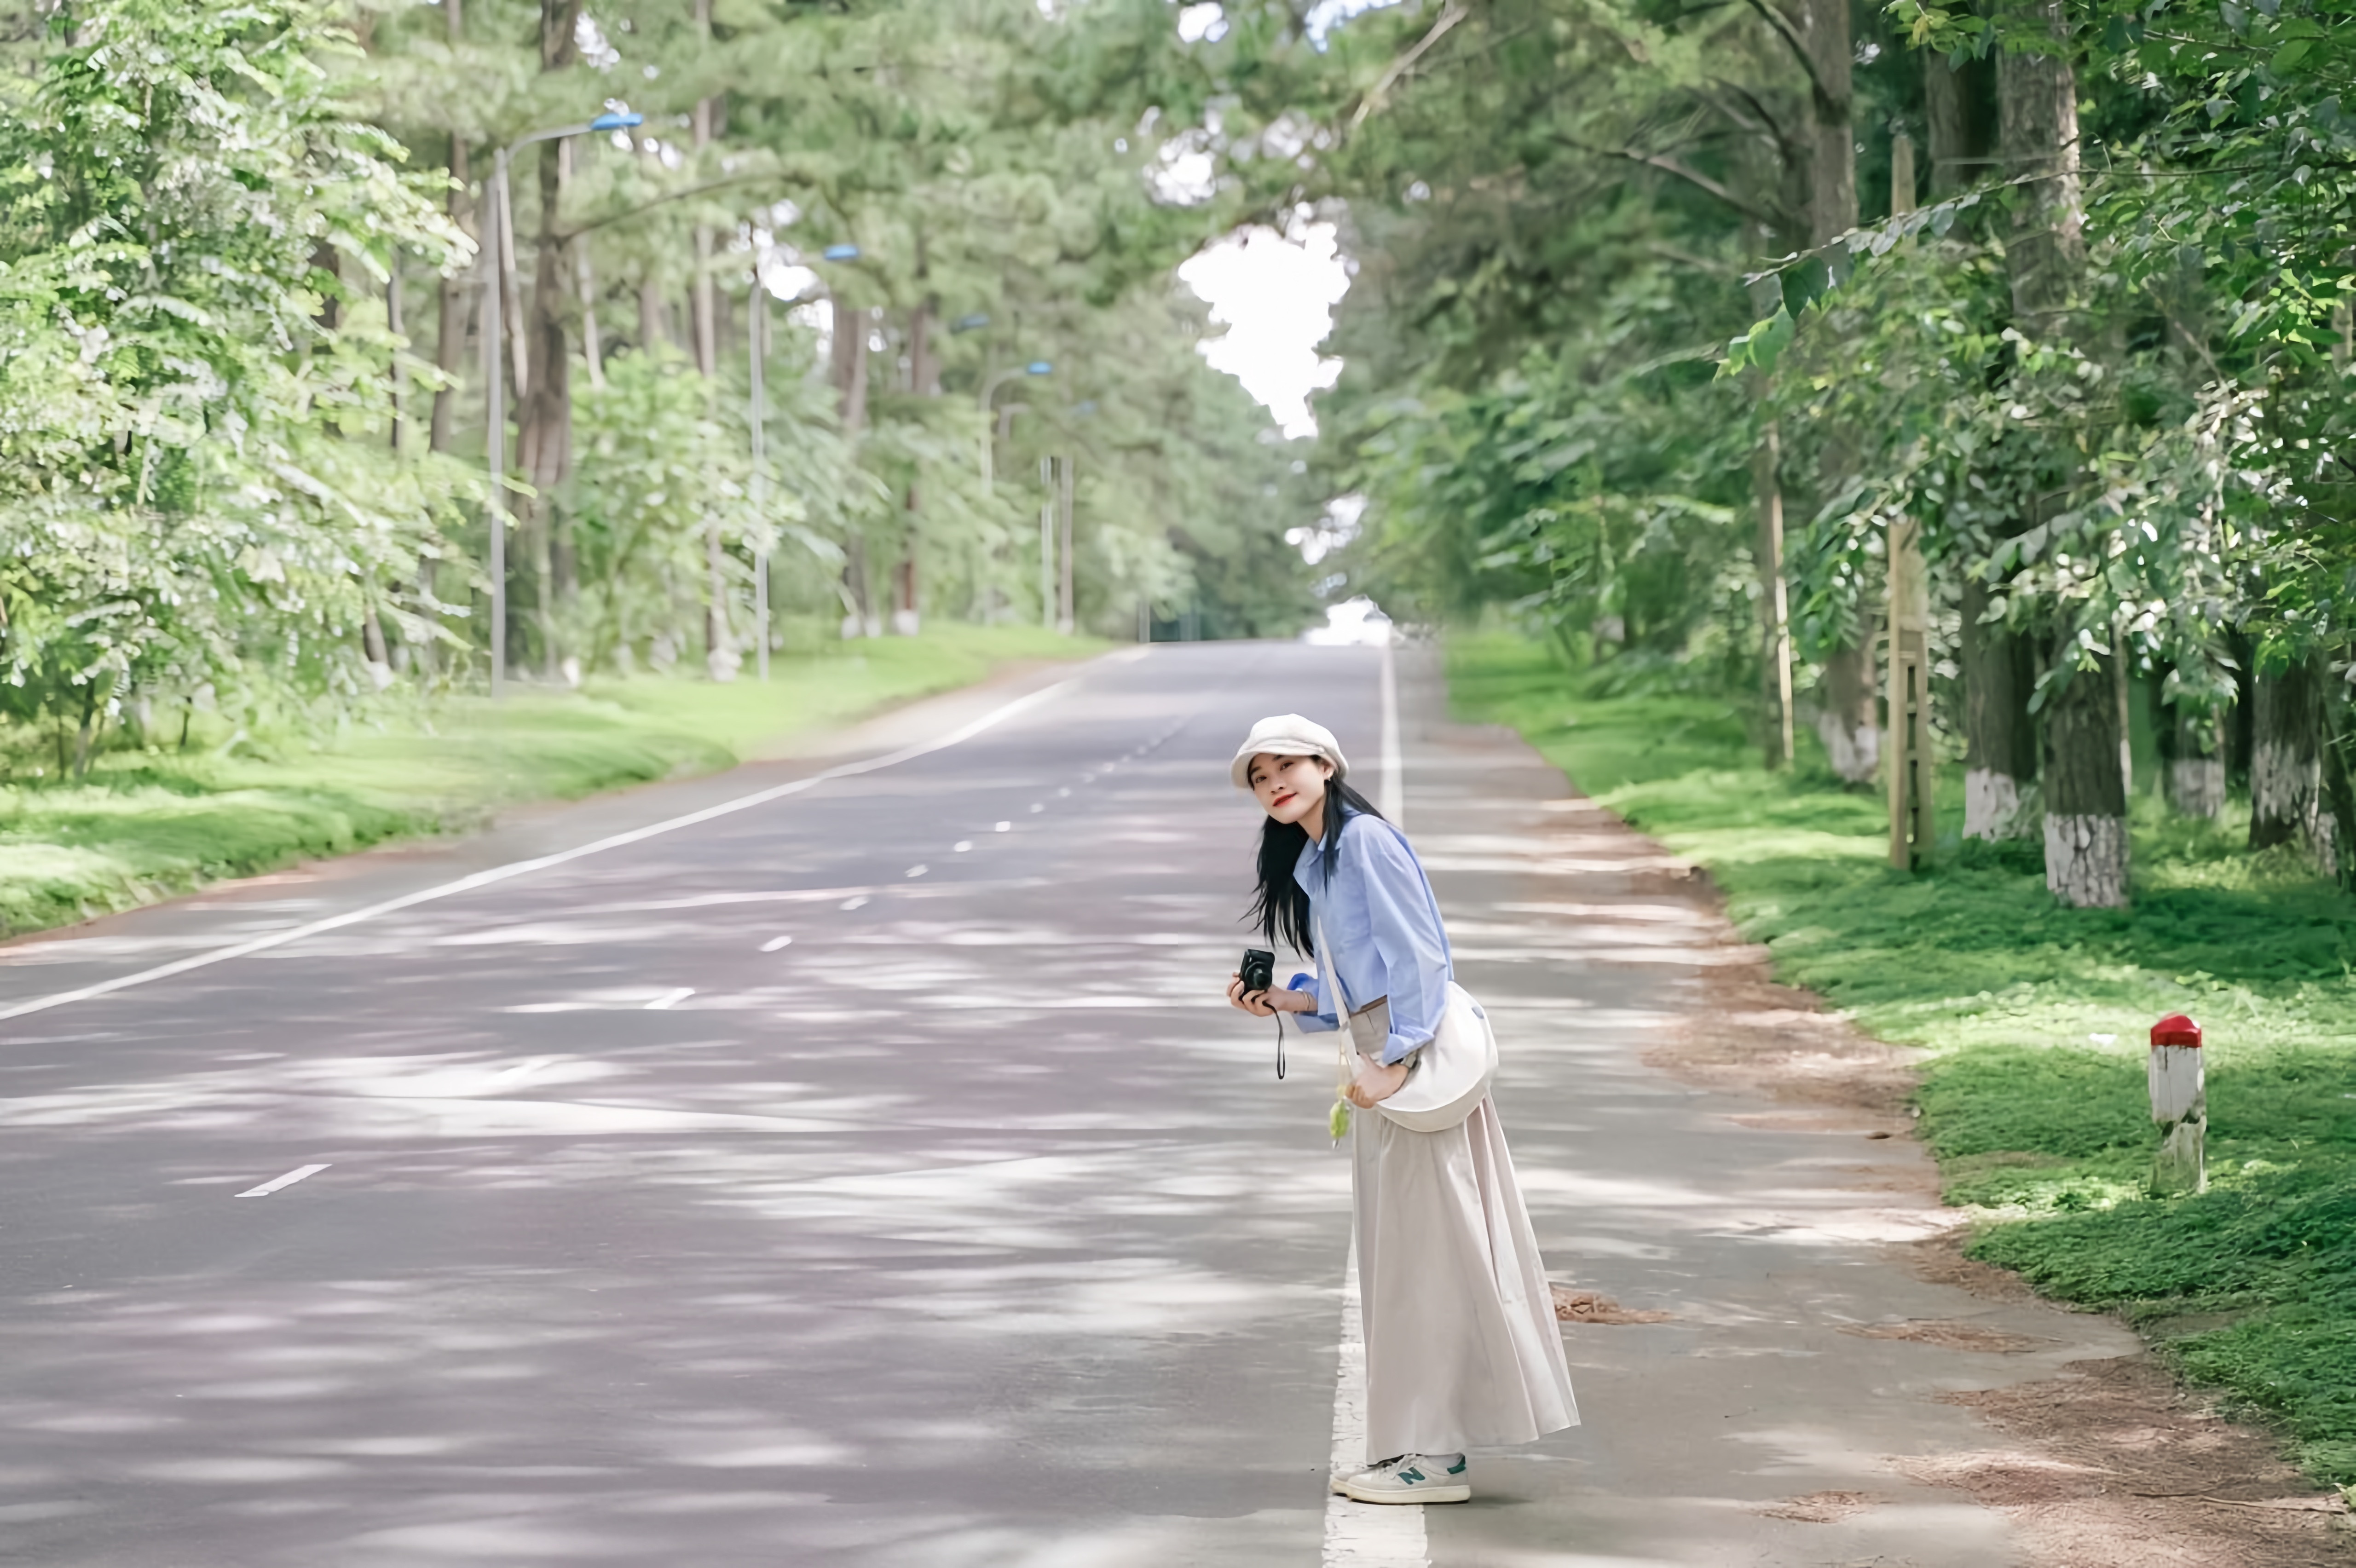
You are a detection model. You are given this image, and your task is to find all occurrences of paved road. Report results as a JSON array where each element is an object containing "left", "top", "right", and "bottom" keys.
[{"left": 0, "top": 642, "right": 2133, "bottom": 1567}]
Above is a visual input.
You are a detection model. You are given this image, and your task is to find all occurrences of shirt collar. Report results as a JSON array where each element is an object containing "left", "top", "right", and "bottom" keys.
[{"left": 1292, "top": 810, "right": 1350, "bottom": 889}]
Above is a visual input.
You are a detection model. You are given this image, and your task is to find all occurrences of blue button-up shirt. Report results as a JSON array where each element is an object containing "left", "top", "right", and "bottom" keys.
[{"left": 1285, "top": 810, "right": 1453, "bottom": 1066}]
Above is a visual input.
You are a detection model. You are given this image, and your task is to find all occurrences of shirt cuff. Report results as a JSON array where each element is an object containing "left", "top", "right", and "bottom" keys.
[{"left": 1380, "top": 1030, "right": 1431, "bottom": 1067}]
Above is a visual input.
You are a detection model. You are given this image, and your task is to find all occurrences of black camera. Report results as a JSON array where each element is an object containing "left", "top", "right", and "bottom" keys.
[{"left": 1239, "top": 947, "right": 1276, "bottom": 996}]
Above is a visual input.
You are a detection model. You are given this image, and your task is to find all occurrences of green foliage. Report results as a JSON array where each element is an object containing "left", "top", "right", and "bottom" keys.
[
  {"left": 1452, "top": 630, "right": 2356, "bottom": 1486},
  {"left": 0, "top": 0, "right": 468, "bottom": 738},
  {"left": 0, "top": 0, "right": 1313, "bottom": 788}
]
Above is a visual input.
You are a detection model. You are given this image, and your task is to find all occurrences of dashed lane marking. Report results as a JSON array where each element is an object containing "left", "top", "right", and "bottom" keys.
[
  {"left": 236, "top": 1164, "right": 330, "bottom": 1199},
  {"left": 0, "top": 669, "right": 1090, "bottom": 1024}
]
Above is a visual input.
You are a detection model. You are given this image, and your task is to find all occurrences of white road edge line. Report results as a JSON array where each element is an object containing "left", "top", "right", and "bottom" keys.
[
  {"left": 1323, "top": 1244, "right": 1428, "bottom": 1565},
  {"left": 236, "top": 1164, "right": 329, "bottom": 1199},
  {"left": 0, "top": 669, "right": 1091, "bottom": 1024},
  {"left": 1320, "top": 637, "right": 1428, "bottom": 1566}
]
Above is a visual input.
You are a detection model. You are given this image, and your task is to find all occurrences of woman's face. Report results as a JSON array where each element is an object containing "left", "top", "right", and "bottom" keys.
[{"left": 1248, "top": 751, "right": 1332, "bottom": 827}]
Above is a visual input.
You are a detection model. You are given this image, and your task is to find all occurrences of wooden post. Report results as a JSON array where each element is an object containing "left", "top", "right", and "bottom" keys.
[
  {"left": 2148, "top": 1013, "right": 2206, "bottom": 1195},
  {"left": 1886, "top": 515, "right": 1934, "bottom": 868},
  {"left": 1883, "top": 127, "right": 1934, "bottom": 870}
]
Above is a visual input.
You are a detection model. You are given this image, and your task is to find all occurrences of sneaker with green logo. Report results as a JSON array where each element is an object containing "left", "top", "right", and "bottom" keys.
[{"left": 1340, "top": 1452, "right": 1470, "bottom": 1505}]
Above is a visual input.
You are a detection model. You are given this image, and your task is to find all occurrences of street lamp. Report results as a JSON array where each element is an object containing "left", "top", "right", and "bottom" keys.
[
  {"left": 977, "top": 359, "right": 1051, "bottom": 494},
  {"left": 483, "top": 109, "right": 642, "bottom": 699}
]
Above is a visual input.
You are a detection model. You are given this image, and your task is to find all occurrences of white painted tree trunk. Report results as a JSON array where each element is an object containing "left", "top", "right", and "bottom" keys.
[
  {"left": 1819, "top": 711, "right": 1882, "bottom": 786},
  {"left": 2252, "top": 737, "right": 2321, "bottom": 837},
  {"left": 2147, "top": 1044, "right": 2206, "bottom": 1195},
  {"left": 2044, "top": 813, "right": 2127, "bottom": 907},
  {"left": 2166, "top": 756, "right": 2225, "bottom": 820},
  {"left": 1965, "top": 767, "right": 2029, "bottom": 841},
  {"left": 2252, "top": 736, "right": 2335, "bottom": 877}
]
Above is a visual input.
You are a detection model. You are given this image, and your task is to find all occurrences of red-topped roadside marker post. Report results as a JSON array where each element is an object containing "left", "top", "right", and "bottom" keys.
[{"left": 2148, "top": 1013, "right": 2206, "bottom": 1195}]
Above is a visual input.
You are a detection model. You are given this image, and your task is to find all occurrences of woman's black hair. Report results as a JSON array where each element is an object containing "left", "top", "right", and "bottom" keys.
[{"left": 1246, "top": 770, "right": 1386, "bottom": 957}]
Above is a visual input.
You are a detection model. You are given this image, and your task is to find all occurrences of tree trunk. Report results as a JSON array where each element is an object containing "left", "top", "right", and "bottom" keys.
[
  {"left": 892, "top": 550, "right": 919, "bottom": 636},
  {"left": 2165, "top": 703, "right": 2226, "bottom": 819},
  {"left": 908, "top": 298, "right": 938, "bottom": 397},
  {"left": 2042, "top": 644, "right": 2128, "bottom": 906},
  {"left": 429, "top": 136, "right": 474, "bottom": 455},
  {"left": 1923, "top": 49, "right": 1998, "bottom": 201},
  {"left": 428, "top": 0, "right": 470, "bottom": 454},
  {"left": 1793, "top": 0, "right": 1876, "bottom": 780},
  {"left": 577, "top": 246, "right": 605, "bottom": 390},
  {"left": 388, "top": 269, "right": 408, "bottom": 455},
  {"left": 71, "top": 678, "right": 102, "bottom": 779},
  {"left": 1996, "top": 0, "right": 2085, "bottom": 338},
  {"left": 639, "top": 273, "right": 666, "bottom": 351},
  {"left": 1999, "top": 2, "right": 2117, "bottom": 898},
  {"left": 2250, "top": 655, "right": 2330, "bottom": 866},
  {"left": 511, "top": 0, "right": 584, "bottom": 682},
  {"left": 1796, "top": 0, "right": 1854, "bottom": 247},
  {"left": 1934, "top": 40, "right": 2029, "bottom": 838},
  {"left": 692, "top": 225, "right": 717, "bottom": 380},
  {"left": 843, "top": 534, "right": 875, "bottom": 639},
  {"left": 890, "top": 295, "right": 938, "bottom": 636},
  {"left": 2321, "top": 673, "right": 2356, "bottom": 892},
  {"left": 362, "top": 603, "right": 393, "bottom": 690},
  {"left": 832, "top": 300, "right": 870, "bottom": 437},
  {"left": 691, "top": 0, "right": 717, "bottom": 382},
  {"left": 688, "top": 1, "right": 733, "bottom": 678},
  {"left": 1960, "top": 576, "right": 2038, "bottom": 838},
  {"left": 1058, "top": 452, "right": 1075, "bottom": 634},
  {"left": 1816, "top": 646, "right": 1880, "bottom": 784},
  {"left": 2226, "top": 627, "right": 2256, "bottom": 787}
]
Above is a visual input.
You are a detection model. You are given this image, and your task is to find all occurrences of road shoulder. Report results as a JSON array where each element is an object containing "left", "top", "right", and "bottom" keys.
[{"left": 1395, "top": 645, "right": 2352, "bottom": 1568}]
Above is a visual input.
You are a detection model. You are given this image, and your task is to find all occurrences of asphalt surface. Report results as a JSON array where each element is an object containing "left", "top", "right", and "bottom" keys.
[{"left": 0, "top": 641, "right": 2137, "bottom": 1567}]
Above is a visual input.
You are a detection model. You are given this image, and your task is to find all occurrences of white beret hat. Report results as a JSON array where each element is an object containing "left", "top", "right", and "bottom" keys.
[{"left": 1230, "top": 713, "right": 1351, "bottom": 790}]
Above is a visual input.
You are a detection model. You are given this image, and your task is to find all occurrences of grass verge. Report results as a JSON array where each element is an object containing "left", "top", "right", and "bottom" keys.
[
  {"left": 1448, "top": 631, "right": 2356, "bottom": 1487},
  {"left": 0, "top": 624, "right": 1103, "bottom": 939}
]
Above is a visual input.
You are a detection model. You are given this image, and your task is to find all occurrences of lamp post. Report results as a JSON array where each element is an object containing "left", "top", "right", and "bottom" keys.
[
  {"left": 750, "top": 284, "right": 770, "bottom": 681},
  {"left": 483, "top": 109, "right": 642, "bottom": 699},
  {"left": 977, "top": 360, "right": 1051, "bottom": 495}
]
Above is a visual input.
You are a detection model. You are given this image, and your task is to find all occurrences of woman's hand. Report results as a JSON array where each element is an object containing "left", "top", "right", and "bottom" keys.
[
  {"left": 1345, "top": 1057, "right": 1412, "bottom": 1108},
  {"left": 1227, "top": 976, "right": 1317, "bottom": 1016}
]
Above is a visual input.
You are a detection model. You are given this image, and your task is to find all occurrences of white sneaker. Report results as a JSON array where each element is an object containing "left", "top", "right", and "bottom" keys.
[
  {"left": 1340, "top": 1453, "right": 1470, "bottom": 1505},
  {"left": 1331, "top": 1455, "right": 1401, "bottom": 1496}
]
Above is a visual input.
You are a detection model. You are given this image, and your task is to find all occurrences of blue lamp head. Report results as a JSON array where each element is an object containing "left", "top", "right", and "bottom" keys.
[
  {"left": 589, "top": 112, "right": 645, "bottom": 132},
  {"left": 1026, "top": 361, "right": 1053, "bottom": 375},
  {"left": 822, "top": 243, "right": 861, "bottom": 262}
]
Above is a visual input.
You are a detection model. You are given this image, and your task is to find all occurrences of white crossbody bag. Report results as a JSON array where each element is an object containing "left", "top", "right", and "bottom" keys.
[{"left": 1316, "top": 912, "right": 1497, "bottom": 1134}]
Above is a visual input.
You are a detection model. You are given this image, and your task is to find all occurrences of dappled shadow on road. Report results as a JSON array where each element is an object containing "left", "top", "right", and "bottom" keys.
[{"left": 0, "top": 656, "right": 1366, "bottom": 1567}]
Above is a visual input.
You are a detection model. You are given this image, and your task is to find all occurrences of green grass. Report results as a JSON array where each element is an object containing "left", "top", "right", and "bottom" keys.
[
  {"left": 0, "top": 624, "right": 1103, "bottom": 938},
  {"left": 1449, "top": 631, "right": 2356, "bottom": 1487}
]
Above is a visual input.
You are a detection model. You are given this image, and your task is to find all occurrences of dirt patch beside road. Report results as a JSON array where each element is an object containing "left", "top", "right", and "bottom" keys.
[{"left": 1639, "top": 865, "right": 2354, "bottom": 1568}]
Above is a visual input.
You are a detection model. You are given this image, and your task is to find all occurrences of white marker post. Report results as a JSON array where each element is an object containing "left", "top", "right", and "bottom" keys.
[{"left": 2148, "top": 1013, "right": 2206, "bottom": 1195}]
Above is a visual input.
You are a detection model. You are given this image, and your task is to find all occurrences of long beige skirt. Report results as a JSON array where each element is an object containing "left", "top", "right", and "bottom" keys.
[{"left": 1354, "top": 1093, "right": 1579, "bottom": 1461}]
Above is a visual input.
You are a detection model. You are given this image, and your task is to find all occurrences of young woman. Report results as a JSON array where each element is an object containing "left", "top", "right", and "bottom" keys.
[{"left": 1224, "top": 713, "right": 1577, "bottom": 1505}]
